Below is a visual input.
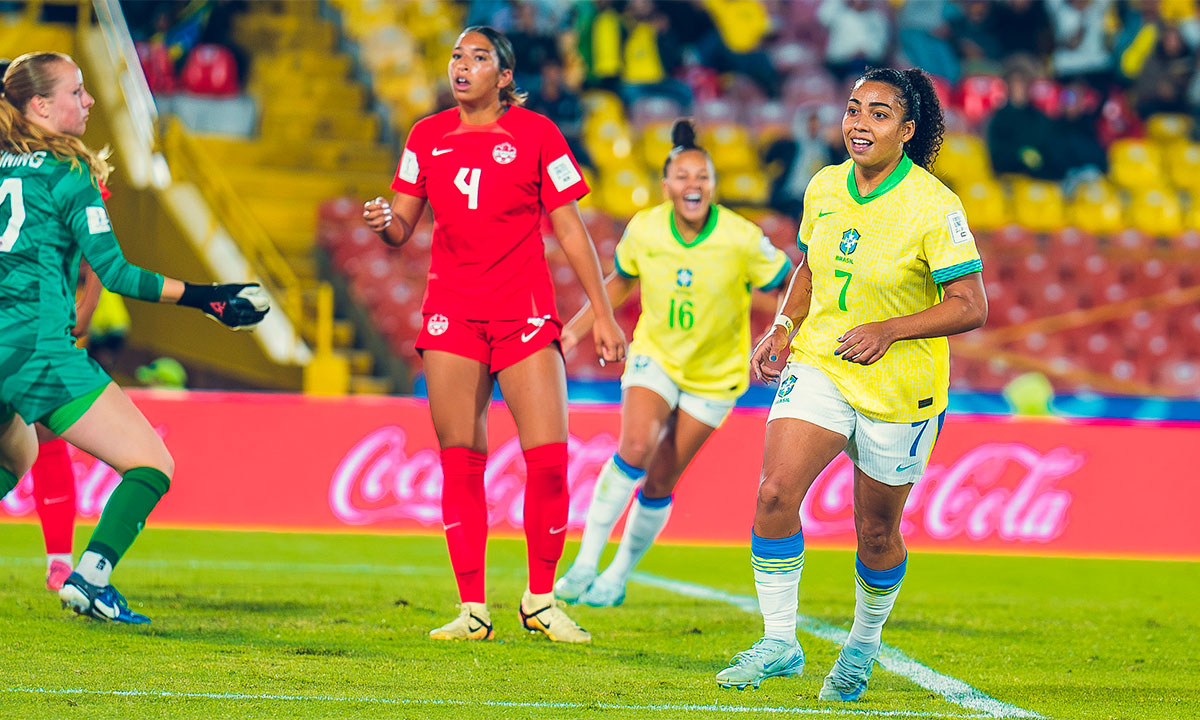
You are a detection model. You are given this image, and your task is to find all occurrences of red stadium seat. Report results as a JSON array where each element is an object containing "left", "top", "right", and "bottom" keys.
[
  {"left": 958, "top": 75, "right": 1006, "bottom": 126},
  {"left": 180, "top": 44, "right": 240, "bottom": 97},
  {"left": 135, "top": 40, "right": 178, "bottom": 94}
]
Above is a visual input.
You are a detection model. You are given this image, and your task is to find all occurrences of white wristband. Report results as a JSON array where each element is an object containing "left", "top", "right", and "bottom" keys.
[{"left": 773, "top": 314, "right": 794, "bottom": 336}]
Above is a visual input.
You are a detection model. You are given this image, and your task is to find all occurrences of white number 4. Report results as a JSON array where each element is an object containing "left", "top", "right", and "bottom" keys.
[
  {"left": 455, "top": 167, "right": 480, "bottom": 210},
  {"left": 0, "top": 177, "right": 25, "bottom": 253}
]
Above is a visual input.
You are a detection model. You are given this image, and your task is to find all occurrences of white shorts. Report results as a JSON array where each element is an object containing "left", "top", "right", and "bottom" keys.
[
  {"left": 621, "top": 354, "right": 735, "bottom": 428},
  {"left": 767, "top": 362, "right": 944, "bottom": 486}
]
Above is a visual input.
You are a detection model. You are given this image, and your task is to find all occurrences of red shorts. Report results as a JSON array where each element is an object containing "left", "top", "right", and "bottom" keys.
[{"left": 415, "top": 312, "right": 562, "bottom": 372}]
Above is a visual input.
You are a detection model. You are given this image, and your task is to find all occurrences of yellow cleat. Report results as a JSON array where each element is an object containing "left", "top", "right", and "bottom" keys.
[
  {"left": 519, "top": 591, "right": 592, "bottom": 643},
  {"left": 429, "top": 602, "right": 494, "bottom": 641}
]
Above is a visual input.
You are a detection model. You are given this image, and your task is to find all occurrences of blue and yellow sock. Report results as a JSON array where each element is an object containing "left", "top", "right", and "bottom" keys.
[
  {"left": 752, "top": 529, "right": 805, "bottom": 643},
  {"left": 847, "top": 554, "right": 907, "bottom": 653}
]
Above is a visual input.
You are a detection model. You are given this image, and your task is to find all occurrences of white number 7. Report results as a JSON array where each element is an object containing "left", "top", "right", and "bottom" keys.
[
  {"left": 455, "top": 167, "right": 481, "bottom": 210},
  {"left": 0, "top": 178, "right": 25, "bottom": 253}
]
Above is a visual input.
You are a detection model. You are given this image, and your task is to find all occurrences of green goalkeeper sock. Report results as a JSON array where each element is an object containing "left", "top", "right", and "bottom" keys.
[
  {"left": 0, "top": 466, "right": 18, "bottom": 499},
  {"left": 84, "top": 466, "right": 171, "bottom": 570}
]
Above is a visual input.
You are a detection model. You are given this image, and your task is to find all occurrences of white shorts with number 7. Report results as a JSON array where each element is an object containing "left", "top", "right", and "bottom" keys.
[{"left": 767, "top": 362, "right": 944, "bottom": 486}]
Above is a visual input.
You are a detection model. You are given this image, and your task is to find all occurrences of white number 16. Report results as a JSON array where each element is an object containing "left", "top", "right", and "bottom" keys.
[{"left": 455, "top": 167, "right": 481, "bottom": 210}]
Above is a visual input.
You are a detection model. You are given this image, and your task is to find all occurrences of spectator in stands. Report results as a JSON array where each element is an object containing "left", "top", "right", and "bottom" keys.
[
  {"left": 619, "top": 0, "right": 692, "bottom": 110},
  {"left": 764, "top": 105, "right": 842, "bottom": 220},
  {"left": 987, "top": 68, "right": 1059, "bottom": 179},
  {"left": 1132, "top": 24, "right": 1197, "bottom": 117},
  {"left": 895, "top": 0, "right": 960, "bottom": 84},
  {"left": 576, "top": 0, "right": 624, "bottom": 95},
  {"left": 1046, "top": 0, "right": 1116, "bottom": 90},
  {"left": 818, "top": 0, "right": 891, "bottom": 83},
  {"left": 507, "top": 1, "right": 561, "bottom": 93},
  {"left": 684, "top": 0, "right": 780, "bottom": 98},
  {"left": 950, "top": 0, "right": 1005, "bottom": 78},
  {"left": 527, "top": 58, "right": 594, "bottom": 169},
  {"left": 1053, "top": 80, "right": 1108, "bottom": 185},
  {"left": 988, "top": 0, "right": 1054, "bottom": 59}
]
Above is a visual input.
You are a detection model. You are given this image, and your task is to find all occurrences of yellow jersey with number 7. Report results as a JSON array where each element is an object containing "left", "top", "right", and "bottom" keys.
[
  {"left": 615, "top": 202, "right": 791, "bottom": 401},
  {"left": 792, "top": 157, "right": 982, "bottom": 422}
]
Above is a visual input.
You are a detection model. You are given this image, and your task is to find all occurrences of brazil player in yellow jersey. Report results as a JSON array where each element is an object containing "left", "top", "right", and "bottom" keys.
[
  {"left": 715, "top": 68, "right": 988, "bottom": 698},
  {"left": 554, "top": 119, "right": 791, "bottom": 607},
  {"left": 0, "top": 53, "right": 269, "bottom": 624}
]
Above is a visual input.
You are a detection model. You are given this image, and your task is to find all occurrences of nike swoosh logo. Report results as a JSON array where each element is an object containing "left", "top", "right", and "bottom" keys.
[
  {"left": 443, "top": 522, "right": 462, "bottom": 531},
  {"left": 895, "top": 461, "right": 920, "bottom": 472},
  {"left": 431, "top": 148, "right": 453, "bottom": 156},
  {"left": 520, "top": 329, "right": 539, "bottom": 343},
  {"left": 818, "top": 211, "right": 836, "bottom": 217},
  {"left": 548, "top": 525, "right": 567, "bottom": 535}
]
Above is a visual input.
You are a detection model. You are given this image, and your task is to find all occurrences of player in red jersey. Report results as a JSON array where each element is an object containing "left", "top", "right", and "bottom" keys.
[{"left": 363, "top": 26, "right": 626, "bottom": 644}]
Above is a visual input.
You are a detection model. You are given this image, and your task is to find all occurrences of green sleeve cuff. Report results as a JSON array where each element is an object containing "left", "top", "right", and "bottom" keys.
[
  {"left": 760, "top": 258, "right": 792, "bottom": 291},
  {"left": 932, "top": 258, "right": 983, "bottom": 284},
  {"left": 796, "top": 238, "right": 808, "bottom": 253}
]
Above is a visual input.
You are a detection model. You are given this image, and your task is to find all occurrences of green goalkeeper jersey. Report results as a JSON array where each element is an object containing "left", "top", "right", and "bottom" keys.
[{"left": 0, "top": 151, "right": 163, "bottom": 349}]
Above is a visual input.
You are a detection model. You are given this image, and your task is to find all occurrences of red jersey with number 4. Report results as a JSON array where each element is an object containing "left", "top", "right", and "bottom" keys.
[{"left": 390, "top": 106, "right": 589, "bottom": 321}]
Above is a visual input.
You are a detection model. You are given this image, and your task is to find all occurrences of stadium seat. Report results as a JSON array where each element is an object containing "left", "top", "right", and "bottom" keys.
[
  {"left": 959, "top": 181, "right": 1007, "bottom": 231},
  {"left": 1010, "top": 180, "right": 1066, "bottom": 232},
  {"left": 135, "top": 41, "right": 179, "bottom": 94},
  {"left": 584, "top": 119, "right": 636, "bottom": 171},
  {"left": 1028, "top": 78, "right": 1061, "bottom": 117},
  {"left": 1068, "top": 180, "right": 1125, "bottom": 235},
  {"left": 695, "top": 99, "right": 739, "bottom": 126},
  {"left": 932, "top": 134, "right": 993, "bottom": 189},
  {"left": 1128, "top": 189, "right": 1184, "bottom": 237},
  {"left": 702, "top": 124, "right": 758, "bottom": 172},
  {"left": 1145, "top": 114, "right": 1194, "bottom": 144},
  {"left": 640, "top": 122, "right": 676, "bottom": 171},
  {"left": 1166, "top": 143, "right": 1200, "bottom": 193},
  {"left": 718, "top": 170, "right": 770, "bottom": 206},
  {"left": 598, "top": 169, "right": 656, "bottom": 218},
  {"left": 1109, "top": 140, "right": 1166, "bottom": 191},
  {"left": 180, "top": 44, "right": 241, "bottom": 97},
  {"left": 630, "top": 96, "right": 683, "bottom": 128},
  {"left": 782, "top": 71, "right": 839, "bottom": 108}
]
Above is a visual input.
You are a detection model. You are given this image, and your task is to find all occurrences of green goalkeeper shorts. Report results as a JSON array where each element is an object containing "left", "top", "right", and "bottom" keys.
[{"left": 0, "top": 338, "right": 112, "bottom": 433}]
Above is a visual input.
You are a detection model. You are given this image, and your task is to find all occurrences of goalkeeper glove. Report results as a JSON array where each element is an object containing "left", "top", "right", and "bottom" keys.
[{"left": 177, "top": 282, "right": 270, "bottom": 330}]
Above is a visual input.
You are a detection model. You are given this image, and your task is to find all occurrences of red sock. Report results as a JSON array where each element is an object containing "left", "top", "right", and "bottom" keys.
[
  {"left": 523, "top": 442, "right": 569, "bottom": 595},
  {"left": 440, "top": 447, "right": 488, "bottom": 603},
  {"left": 31, "top": 437, "right": 76, "bottom": 556}
]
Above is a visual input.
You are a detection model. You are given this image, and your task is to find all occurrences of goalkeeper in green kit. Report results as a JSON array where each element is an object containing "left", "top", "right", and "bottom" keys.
[{"left": 0, "top": 52, "right": 269, "bottom": 624}]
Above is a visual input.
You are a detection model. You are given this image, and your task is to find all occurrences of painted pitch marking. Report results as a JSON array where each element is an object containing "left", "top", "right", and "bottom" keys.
[{"left": 631, "top": 572, "right": 1043, "bottom": 720}]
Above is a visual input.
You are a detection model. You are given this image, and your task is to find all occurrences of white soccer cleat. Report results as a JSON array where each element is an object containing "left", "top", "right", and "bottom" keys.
[
  {"left": 553, "top": 563, "right": 597, "bottom": 603},
  {"left": 429, "top": 602, "right": 494, "bottom": 641},
  {"left": 519, "top": 591, "right": 592, "bottom": 643}
]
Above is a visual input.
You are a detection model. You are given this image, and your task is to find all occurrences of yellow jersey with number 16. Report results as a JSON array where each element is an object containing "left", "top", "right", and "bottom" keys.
[
  {"left": 615, "top": 203, "right": 791, "bottom": 401},
  {"left": 792, "top": 157, "right": 982, "bottom": 423}
]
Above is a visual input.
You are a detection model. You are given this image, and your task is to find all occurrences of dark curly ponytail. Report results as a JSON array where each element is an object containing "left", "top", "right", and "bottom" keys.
[
  {"left": 857, "top": 67, "right": 945, "bottom": 170},
  {"left": 662, "top": 118, "right": 712, "bottom": 177}
]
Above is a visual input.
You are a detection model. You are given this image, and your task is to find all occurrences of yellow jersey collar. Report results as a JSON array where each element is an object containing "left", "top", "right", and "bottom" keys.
[{"left": 670, "top": 204, "right": 720, "bottom": 248}]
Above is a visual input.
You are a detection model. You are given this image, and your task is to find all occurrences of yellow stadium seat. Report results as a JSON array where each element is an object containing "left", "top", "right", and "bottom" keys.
[
  {"left": 932, "top": 133, "right": 992, "bottom": 189},
  {"left": 1166, "top": 143, "right": 1200, "bottom": 193},
  {"left": 1109, "top": 139, "right": 1167, "bottom": 191},
  {"left": 701, "top": 124, "right": 757, "bottom": 173},
  {"left": 582, "top": 91, "right": 626, "bottom": 128},
  {"left": 640, "top": 122, "right": 676, "bottom": 171},
  {"left": 584, "top": 119, "right": 636, "bottom": 172},
  {"left": 717, "top": 170, "right": 770, "bottom": 206},
  {"left": 598, "top": 169, "right": 656, "bottom": 218},
  {"left": 1129, "top": 189, "right": 1184, "bottom": 237},
  {"left": 577, "top": 168, "right": 600, "bottom": 210},
  {"left": 1011, "top": 180, "right": 1065, "bottom": 232},
  {"left": 1068, "top": 180, "right": 1125, "bottom": 235},
  {"left": 1146, "top": 114, "right": 1195, "bottom": 144},
  {"left": 960, "top": 181, "right": 1009, "bottom": 232}
]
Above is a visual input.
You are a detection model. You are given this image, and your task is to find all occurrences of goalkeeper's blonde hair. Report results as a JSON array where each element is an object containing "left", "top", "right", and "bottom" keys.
[{"left": 0, "top": 52, "right": 110, "bottom": 184}]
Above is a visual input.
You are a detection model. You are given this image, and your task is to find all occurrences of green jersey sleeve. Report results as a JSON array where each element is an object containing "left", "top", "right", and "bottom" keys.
[{"left": 53, "top": 166, "right": 163, "bottom": 302}]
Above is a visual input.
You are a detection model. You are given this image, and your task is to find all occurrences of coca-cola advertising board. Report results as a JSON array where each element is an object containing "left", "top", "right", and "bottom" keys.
[{"left": 2, "top": 391, "right": 1197, "bottom": 557}]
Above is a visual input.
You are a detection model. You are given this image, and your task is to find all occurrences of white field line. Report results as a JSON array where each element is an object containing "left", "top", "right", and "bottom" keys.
[
  {"left": 630, "top": 572, "right": 1042, "bottom": 720},
  {"left": 1, "top": 687, "right": 989, "bottom": 718}
]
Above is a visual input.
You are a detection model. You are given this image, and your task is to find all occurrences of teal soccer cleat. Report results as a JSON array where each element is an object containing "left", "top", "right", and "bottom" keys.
[
  {"left": 553, "top": 564, "right": 597, "bottom": 603},
  {"left": 578, "top": 574, "right": 626, "bottom": 607},
  {"left": 59, "top": 572, "right": 151, "bottom": 625},
  {"left": 715, "top": 637, "right": 805, "bottom": 689},
  {"left": 819, "top": 644, "right": 877, "bottom": 701}
]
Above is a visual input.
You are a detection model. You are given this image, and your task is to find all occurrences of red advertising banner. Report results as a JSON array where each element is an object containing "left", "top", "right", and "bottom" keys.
[{"left": 2, "top": 390, "right": 1197, "bottom": 557}]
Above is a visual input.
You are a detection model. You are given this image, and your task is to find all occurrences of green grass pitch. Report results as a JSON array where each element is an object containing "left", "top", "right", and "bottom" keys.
[{"left": 0, "top": 523, "right": 1196, "bottom": 719}]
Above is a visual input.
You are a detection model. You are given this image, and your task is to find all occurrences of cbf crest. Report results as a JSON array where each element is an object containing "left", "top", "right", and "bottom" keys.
[
  {"left": 676, "top": 268, "right": 693, "bottom": 288},
  {"left": 840, "top": 228, "right": 860, "bottom": 255}
]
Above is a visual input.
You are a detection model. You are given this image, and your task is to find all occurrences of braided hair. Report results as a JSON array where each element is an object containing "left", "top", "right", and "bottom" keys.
[{"left": 856, "top": 67, "right": 945, "bottom": 170}]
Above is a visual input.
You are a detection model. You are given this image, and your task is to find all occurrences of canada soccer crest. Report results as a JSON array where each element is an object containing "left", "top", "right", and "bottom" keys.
[
  {"left": 426, "top": 314, "right": 449, "bottom": 336},
  {"left": 492, "top": 142, "right": 517, "bottom": 164}
]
